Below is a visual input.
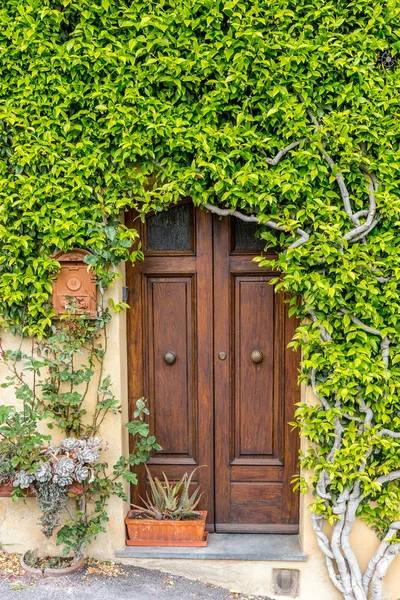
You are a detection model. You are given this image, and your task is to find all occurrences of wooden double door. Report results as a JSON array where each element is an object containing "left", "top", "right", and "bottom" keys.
[{"left": 126, "top": 202, "right": 299, "bottom": 533}]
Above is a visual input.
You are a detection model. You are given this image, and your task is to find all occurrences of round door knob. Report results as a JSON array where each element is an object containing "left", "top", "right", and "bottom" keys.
[
  {"left": 251, "top": 350, "right": 263, "bottom": 364},
  {"left": 218, "top": 352, "right": 227, "bottom": 361},
  {"left": 164, "top": 351, "right": 176, "bottom": 365}
]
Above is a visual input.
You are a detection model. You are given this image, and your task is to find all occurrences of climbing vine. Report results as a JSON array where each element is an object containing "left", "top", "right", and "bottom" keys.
[{"left": 0, "top": 1, "right": 400, "bottom": 598}]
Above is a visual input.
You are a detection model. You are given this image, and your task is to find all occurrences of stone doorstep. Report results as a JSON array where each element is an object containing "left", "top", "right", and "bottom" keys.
[{"left": 115, "top": 533, "right": 307, "bottom": 561}]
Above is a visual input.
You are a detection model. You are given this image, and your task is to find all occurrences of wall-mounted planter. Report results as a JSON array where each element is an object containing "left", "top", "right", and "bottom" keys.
[
  {"left": 125, "top": 510, "right": 208, "bottom": 547},
  {"left": 0, "top": 483, "right": 14, "bottom": 497},
  {"left": 52, "top": 249, "right": 97, "bottom": 318},
  {"left": 0, "top": 481, "right": 84, "bottom": 498},
  {"left": 66, "top": 481, "right": 85, "bottom": 495},
  {"left": 0, "top": 483, "right": 34, "bottom": 497}
]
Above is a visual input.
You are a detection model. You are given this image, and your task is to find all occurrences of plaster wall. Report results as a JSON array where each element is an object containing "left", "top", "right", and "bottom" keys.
[
  {"left": 0, "top": 274, "right": 399, "bottom": 599},
  {"left": 0, "top": 265, "right": 129, "bottom": 560}
]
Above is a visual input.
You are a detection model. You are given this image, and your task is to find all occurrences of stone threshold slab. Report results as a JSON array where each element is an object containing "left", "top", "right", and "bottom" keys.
[{"left": 116, "top": 533, "right": 307, "bottom": 561}]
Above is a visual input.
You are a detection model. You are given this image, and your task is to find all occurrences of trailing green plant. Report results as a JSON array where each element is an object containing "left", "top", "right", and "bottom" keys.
[
  {"left": 0, "top": 405, "right": 50, "bottom": 492},
  {"left": 0, "top": 308, "right": 120, "bottom": 438},
  {"left": 0, "top": 310, "right": 161, "bottom": 556},
  {"left": 0, "top": 1, "right": 399, "bottom": 598},
  {"left": 0, "top": 455, "right": 15, "bottom": 486},
  {"left": 132, "top": 466, "right": 203, "bottom": 521},
  {"left": 34, "top": 481, "right": 68, "bottom": 539},
  {"left": 56, "top": 399, "right": 161, "bottom": 556}
]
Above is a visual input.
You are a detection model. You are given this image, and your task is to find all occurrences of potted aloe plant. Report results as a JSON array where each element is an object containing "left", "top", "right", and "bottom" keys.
[{"left": 125, "top": 466, "right": 207, "bottom": 546}]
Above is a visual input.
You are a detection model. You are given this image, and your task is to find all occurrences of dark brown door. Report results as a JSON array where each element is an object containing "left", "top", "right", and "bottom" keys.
[
  {"left": 126, "top": 203, "right": 299, "bottom": 533},
  {"left": 213, "top": 216, "right": 299, "bottom": 533},
  {"left": 126, "top": 203, "right": 215, "bottom": 524}
]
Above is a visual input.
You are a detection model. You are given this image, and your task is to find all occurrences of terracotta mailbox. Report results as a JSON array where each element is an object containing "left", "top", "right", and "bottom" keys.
[{"left": 52, "top": 249, "right": 97, "bottom": 318}]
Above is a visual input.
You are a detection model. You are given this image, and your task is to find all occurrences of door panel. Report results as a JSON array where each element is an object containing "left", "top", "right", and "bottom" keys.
[
  {"left": 234, "top": 275, "right": 275, "bottom": 458},
  {"left": 126, "top": 205, "right": 215, "bottom": 528},
  {"left": 230, "top": 482, "right": 284, "bottom": 524},
  {"left": 126, "top": 204, "right": 299, "bottom": 534},
  {"left": 146, "top": 277, "right": 195, "bottom": 459},
  {"left": 213, "top": 215, "right": 299, "bottom": 533},
  {"left": 145, "top": 203, "right": 194, "bottom": 253}
]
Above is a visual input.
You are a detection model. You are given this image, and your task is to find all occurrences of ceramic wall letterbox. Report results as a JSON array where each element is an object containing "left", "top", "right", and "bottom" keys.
[{"left": 52, "top": 249, "right": 97, "bottom": 318}]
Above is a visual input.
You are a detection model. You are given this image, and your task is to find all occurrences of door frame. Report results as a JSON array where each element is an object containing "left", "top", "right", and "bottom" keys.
[{"left": 125, "top": 202, "right": 300, "bottom": 531}]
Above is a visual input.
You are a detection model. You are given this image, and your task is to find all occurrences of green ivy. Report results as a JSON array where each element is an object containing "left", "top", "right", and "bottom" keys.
[{"left": 0, "top": 0, "right": 396, "bottom": 337}]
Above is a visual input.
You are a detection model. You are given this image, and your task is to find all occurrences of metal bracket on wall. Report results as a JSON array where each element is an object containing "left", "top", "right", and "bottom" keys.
[{"left": 122, "top": 287, "right": 129, "bottom": 302}]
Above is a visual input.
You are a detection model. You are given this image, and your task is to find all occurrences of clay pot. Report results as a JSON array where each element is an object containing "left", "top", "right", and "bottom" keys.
[
  {"left": 66, "top": 481, "right": 84, "bottom": 495},
  {"left": 0, "top": 480, "right": 85, "bottom": 497},
  {"left": 125, "top": 510, "right": 207, "bottom": 546},
  {"left": 0, "top": 483, "right": 34, "bottom": 497},
  {"left": 0, "top": 483, "right": 14, "bottom": 497},
  {"left": 20, "top": 552, "right": 85, "bottom": 577}
]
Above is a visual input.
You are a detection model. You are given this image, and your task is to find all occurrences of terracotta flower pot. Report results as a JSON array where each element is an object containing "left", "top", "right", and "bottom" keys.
[
  {"left": 0, "top": 482, "right": 14, "bottom": 497},
  {"left": 0, "top": 480, "right": 85, "bottom": 497},
  {"left": 125, "top": 510, "right": 207, "bottom": 546},
  {"left": 66, "top": 481, "right": 84, "bottom": 495},
  {"left": 0, "top": 483, "right": 34, "bottom": 497},
  {"left": 20, "top": 552, "right": 84, "bottom": 577}
]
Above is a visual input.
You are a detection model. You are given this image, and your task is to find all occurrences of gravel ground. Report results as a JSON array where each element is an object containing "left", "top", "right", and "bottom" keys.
[{"left": 0, "top": 562, "right": 271, "bottom": 600}]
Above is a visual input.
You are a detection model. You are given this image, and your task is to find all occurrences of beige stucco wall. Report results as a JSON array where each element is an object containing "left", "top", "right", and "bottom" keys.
[
  {"left": 0, "top": 272, "right": 399, "bottom": 599},
  {"left": 0, "top": 264, "right": 129, "bottom": 560}
]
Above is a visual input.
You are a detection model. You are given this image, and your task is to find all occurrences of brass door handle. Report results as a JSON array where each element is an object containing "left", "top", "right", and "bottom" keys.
[
  {"left": 251, "top": 350, "right": 263, "bottom": 363},
  {"left": 164, "top": 351, "right": 176, "bottom": 365}
]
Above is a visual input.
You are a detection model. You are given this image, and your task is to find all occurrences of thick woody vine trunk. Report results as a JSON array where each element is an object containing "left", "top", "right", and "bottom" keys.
[
  {"left": 370, "top": 542, "right": 400, "bottom": 600},
  {"left": 313, "top": 494, "right": 400, "bottom": 600}
]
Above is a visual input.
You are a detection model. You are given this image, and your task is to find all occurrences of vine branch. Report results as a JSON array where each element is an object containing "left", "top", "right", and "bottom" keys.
[
  {"left": 266, "top": 138, "right": 309, "bottom": 166},
  {"left": 202, "top": 203, "right": 310, "bottom": 249}
]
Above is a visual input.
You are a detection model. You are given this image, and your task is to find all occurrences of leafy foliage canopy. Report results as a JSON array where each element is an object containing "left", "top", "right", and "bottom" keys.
[{"left": 0, "top": 0, "right": 397, "bottom": 334}]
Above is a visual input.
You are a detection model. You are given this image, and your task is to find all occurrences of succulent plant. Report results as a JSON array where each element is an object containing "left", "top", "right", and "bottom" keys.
[
  {"left": 35, "top": 461, "right": 52, "bottom": 483},
  {"left": 87, "top": 437, "right": 102, "bottom": 449},
  {"left": 74, "top": 464, "right": 90, "bottom": 483},
  {"left": 13, "top": 470, "right": 35, "bottom": 489},
  {"left": 56, "top": 457, "right": 75, "bottom": 475},
  {"left": 77, "top": 446, "right": 100, "bottom": 464},
  {"left": 44, "top": 445, "right": 58, "bottom": 456},
  {"left": 59, "top": 438, "right": 80, "bottom": 451},
  {"left": 11, "top": 437, "right": 103, "bottom": 495},
  {"left": 57, "top": 477, "right": 73, "bottom": 487},
  {"left": 132, "top": 466, "right": 203, "bottom": 521},
  {"left": 177, "top": 469, "right": 203, "bottom": 517},
  {"left": 53, "top": 457, "right": 75, "bottom": 486}
]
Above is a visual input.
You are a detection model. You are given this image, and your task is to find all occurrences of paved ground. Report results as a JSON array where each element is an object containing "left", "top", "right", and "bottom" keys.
[{"left": 0, "top": 562, "right": 271, "bottom": 600}]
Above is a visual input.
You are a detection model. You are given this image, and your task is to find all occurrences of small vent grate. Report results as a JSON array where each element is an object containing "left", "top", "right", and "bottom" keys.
[{"left": 272, "top": 569, "right": 300, "bottom": 597}]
